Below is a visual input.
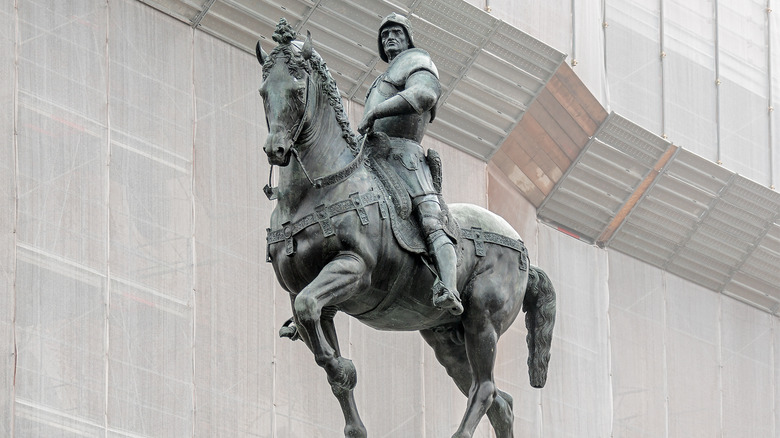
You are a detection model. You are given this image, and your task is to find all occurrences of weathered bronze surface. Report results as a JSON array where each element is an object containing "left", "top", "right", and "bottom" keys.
[{"left": 257, "top": 17, "right": 556, "bottom": 438}]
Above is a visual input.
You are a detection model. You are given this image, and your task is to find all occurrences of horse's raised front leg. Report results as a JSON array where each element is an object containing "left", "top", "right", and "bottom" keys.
[
  {"left": 293, "top": 252, "right": 369, "bottom": 429},
  {"left": 287, "top": 303, "right": 367, "bottom": 438},
  {"left": 321, "top": 310, "right": 367, "bottom": 438}
]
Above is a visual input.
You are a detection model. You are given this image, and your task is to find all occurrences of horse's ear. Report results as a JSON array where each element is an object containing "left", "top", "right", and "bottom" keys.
[
  {"left": 256, "top": 39, "right": 268, "bottom": 65},
  {"left": 301, "top": 30, "right": 313, "bottom": 60}
]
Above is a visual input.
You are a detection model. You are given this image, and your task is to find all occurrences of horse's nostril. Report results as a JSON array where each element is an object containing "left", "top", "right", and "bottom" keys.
[{"left": 264, "top": 143, "right": 285, "bottom": 157}]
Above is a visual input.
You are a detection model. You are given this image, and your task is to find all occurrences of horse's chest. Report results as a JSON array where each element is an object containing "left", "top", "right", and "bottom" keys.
[
  {"left": 267, "top": 208, "right": 377, "bottom": 294},
  {"left": 269, "top": 226, "right": 332, "bottom": 292}
]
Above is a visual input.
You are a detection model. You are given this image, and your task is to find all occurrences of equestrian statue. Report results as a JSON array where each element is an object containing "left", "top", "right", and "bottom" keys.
[{"left": 257, "top": 16, "right": 556, "bottom": 438}]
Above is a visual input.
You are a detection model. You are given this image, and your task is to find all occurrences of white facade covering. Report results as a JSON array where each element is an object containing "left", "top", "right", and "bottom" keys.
[{"left": 2, "top": 0, "right": 778, "bottom": 437}]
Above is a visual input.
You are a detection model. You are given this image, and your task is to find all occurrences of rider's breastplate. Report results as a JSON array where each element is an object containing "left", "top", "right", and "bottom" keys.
[{"left": 365, "top": 75, "right": 430, "bottom": 143}]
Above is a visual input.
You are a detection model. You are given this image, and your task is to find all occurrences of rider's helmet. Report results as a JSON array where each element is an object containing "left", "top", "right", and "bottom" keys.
[{"left": 377, "top": 13, "right": 415, "bottom": 63}]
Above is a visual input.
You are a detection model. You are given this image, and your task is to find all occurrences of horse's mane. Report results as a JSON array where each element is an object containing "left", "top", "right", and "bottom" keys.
[{"left": 263, "top": 19, "right": 359, "bottom": 154}]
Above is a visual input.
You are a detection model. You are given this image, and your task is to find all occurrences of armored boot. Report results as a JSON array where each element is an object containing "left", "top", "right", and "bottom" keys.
[{"left": 428, "top": 230, "right": 463, "bottom": 315}]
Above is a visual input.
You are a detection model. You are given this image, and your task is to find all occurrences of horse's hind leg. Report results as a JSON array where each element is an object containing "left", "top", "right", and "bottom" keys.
[
  {"left": 421, "top": 328, "right": 514, "bottom": 438},
  {"left": 455, "top": 325, "right": 501, "bottom": 438},
  {"left": 452, "top": 264, "right": 523, "bottom": 438}
]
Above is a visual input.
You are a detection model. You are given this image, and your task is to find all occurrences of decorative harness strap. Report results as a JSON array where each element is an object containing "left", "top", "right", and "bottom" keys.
[
  {"left": 460, "top": 227, "right": 528, "bottom": 270},
  {"left": 265, "top": 135, "right": 367, "bottom": 200},
  {"left": 263, "top": 74, "right": 312, "bottom": 201},
  {"left": 267, "top": 196, "right": 528, "bottom": 272},
  {"left": 266, "top": 189, "right": 388, "bottom": 261},
  {"left": 307, "top": 141, "right": 366, "bottom": 189}
]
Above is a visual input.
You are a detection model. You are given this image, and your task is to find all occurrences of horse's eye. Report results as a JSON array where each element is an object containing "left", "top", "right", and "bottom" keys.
[{"left": 295, "top": 87, "right": 306, "bottom": 101}]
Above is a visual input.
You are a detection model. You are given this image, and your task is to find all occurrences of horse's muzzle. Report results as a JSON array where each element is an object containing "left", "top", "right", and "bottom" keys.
[{"left": 264, "top": 140, "right": 292, "bottom": 166}]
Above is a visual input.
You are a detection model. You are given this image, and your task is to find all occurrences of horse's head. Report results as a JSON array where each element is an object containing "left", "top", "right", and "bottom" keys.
[{"left": 256, "top": 20, "right": 315, "bottom": 166}]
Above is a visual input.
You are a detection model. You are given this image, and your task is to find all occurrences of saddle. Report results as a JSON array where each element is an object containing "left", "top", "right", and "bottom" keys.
[
  {"left": 265, "top": 133, "right": 461, "bottom": 261},
  {"left": 364, "top": 133, "right": 460, "bottom": 255}
]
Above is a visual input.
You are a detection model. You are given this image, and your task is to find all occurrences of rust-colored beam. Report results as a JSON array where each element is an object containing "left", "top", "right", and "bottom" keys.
[{"left": 596, "top": 143, "right": 679, "bottom": 246}]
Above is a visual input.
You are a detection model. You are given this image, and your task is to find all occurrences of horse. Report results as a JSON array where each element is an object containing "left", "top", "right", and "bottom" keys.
[{"left": 256, "top": 20, "right": 556, "bottom": 438}]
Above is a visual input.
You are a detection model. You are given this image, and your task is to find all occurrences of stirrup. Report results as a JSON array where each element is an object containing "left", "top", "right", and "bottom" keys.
[{"left": 432, "top": 280, "right": 464, "bottom": 315}]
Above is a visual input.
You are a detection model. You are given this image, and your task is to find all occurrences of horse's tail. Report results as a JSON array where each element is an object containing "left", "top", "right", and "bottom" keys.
[{"left": 523, "top": 265, "right": 556, "bottom": 388}]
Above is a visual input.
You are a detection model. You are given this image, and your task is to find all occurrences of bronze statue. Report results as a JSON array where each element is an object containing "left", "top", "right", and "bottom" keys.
[{"left": 257, "top": 17, "right": 556, "bottom": 438}]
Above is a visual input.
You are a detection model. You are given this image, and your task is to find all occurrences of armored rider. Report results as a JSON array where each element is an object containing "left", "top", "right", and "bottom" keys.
[{"left": 358, "top": 13, "right": 463, "bottom": 316}]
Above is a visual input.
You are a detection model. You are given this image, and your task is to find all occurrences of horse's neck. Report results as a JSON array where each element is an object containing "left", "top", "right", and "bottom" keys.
[
  {"left": 299, "top": 94, "right": 352, "bottom": 170},
  {"left": 276, "top": 91, "right": 355, "bottom": 217}
]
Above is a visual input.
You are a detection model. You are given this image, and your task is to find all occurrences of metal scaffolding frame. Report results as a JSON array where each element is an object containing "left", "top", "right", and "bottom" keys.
[{"left": 138, "top": 0, "right": 780, "bottom": 313}]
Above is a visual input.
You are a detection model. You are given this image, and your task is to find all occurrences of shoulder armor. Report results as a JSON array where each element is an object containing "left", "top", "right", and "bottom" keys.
[{"left": 384, "top": 48, "right": 439, "bottom": 88}]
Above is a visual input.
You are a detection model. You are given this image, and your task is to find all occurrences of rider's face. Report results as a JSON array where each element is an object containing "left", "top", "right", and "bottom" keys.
[{"left": 381, "top": 25, "right": 409, "bottom": 61}]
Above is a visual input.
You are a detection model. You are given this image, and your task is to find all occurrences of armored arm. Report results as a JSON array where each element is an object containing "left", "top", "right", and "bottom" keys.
[
  {"left": 398, "top": 70, "right": 440, "bottom": 115},
  {"left": 358, "top": 95, "right": 414, "bottom": 134},
  {"left": 358, "top": 70, "right": 441, "bottom": 134}
]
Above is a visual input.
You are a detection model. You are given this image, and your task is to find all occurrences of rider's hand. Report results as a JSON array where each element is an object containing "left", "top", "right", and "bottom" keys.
[{"left": 357, "top": 110, "right": 376, "bottom": 135}]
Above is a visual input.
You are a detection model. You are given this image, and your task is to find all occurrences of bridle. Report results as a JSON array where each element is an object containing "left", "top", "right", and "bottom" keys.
[
  {"left": 263, "top": 60, "right": 365, "bottom": 200},
  {"left": 263, "top": 70, "right": 310, "bottom": 200}
]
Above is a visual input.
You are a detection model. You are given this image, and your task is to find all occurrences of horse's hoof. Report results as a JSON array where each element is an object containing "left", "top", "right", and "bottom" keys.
[
  {"left": 279, "top": 318, "right": 301, "bottom": 341},
  {"left": 328, "top": 357, "right": 358, "bottom": 391},
  {"left": 344, "top": 424, "right": 367, "bottom": 438},
  {"left": 279, "top": 326, "right": 299, "bottom": 340}
]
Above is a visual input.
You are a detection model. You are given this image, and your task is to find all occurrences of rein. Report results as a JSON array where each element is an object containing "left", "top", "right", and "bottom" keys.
[{"left": 264, "top": 72, "right": 365, "bottom": 200}]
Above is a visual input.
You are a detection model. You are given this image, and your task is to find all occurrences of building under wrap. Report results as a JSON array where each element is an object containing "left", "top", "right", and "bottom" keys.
[{"left": 2, "top": 0, "right": 779, "bottom": 436}]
